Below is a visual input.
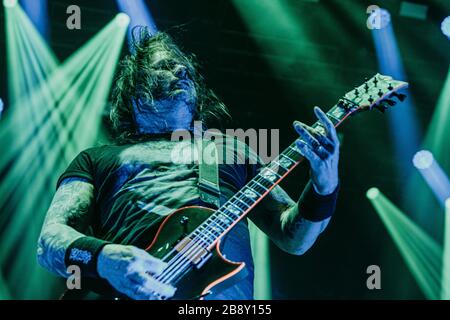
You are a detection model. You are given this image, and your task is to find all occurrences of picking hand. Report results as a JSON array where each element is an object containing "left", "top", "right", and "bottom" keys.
[{"left": 97, "top": 244, "right": 176, "bottom": 300}]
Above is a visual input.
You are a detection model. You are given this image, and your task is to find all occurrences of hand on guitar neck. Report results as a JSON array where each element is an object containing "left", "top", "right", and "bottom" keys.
[{"left": 293, "top": 107, "right": 340, "bottom": 196}]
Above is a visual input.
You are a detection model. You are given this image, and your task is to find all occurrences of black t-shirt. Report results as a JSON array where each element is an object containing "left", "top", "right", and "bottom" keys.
[{"left": 58, "top": 136, "right": 262, "bottom": 300}]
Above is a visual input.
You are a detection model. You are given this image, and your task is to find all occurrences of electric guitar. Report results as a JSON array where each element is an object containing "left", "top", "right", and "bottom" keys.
[{"left": 72, "top": 74, "right": 408, "bottom": 300}]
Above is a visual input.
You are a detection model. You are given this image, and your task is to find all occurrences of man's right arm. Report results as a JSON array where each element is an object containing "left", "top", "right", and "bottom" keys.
[
  {"left": 37, "top": 178, "right": 94, "bottom": 277},
  {"left": 37, "top": 178, "right": 176, "bottom": 299}
]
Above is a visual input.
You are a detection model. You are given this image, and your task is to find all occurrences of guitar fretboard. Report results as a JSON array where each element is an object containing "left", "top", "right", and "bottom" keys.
[{"left": 191, "top": 102, "right": 353, "bottom": 250}]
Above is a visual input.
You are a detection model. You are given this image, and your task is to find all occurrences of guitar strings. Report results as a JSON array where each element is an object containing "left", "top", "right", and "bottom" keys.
[
  {"left": 158, "top": 140, "right": 299, "bottom": 270},
  {"left": 156, "top": 186, "right": 254, "bottom": 283},
  {"left": 154, "top": 174, "right": 271, "bottom": 281},
  {"left": 155, "top": 148, "right": 300, "bottom": 284},
  {"left": 155, "top": 209, "right": 231, "bottom": 282},
  {"left": 155, "top": 180, "right": 265, "bottom": 284},
  {"left": 157, "top": 177, "right": 271, "bottom": 284}
]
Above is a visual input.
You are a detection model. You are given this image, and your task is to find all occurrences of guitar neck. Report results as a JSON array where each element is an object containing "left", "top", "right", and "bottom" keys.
[{"left": 193, "top": 101, "right": 357, "bottom": 250}]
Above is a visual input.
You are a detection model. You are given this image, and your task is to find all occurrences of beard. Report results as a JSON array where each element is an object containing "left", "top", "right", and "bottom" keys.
[{"left": 155, "top": 78, "right": 197, "bottom": 112}]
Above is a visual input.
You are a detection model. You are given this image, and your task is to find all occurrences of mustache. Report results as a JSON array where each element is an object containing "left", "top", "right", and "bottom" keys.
[{"left": 152, "top": 77, "right": 194, "bottom": 99}]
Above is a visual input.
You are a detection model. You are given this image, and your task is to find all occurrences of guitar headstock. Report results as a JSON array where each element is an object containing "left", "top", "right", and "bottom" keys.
[{"left": 341, "top": 74, "right": 409, "bottom": 114}]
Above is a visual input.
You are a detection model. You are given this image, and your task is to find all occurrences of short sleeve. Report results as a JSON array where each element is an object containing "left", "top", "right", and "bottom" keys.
[{"left": 56, "top": 150, "right": 95, "bottom": 189}]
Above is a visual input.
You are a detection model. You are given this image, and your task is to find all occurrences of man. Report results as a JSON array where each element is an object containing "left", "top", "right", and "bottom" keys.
[{"left": 37, "top": 28, "right": 340, "bottom": 300}]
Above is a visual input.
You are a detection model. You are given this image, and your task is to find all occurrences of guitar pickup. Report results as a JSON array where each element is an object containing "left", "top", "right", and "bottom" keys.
[
  {"left": 175, "top": 237, "right": 212, "bottom": 267},
  {"left": 194, "top": 251, "right": 212, "bottom": 269}
]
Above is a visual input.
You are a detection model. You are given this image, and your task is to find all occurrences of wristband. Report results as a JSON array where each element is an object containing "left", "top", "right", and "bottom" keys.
[
  {"left": 298, "top": 180, "right": 340, "bottom": 222},
  {"left": 65, "top": 236, "right": 111, "bottom": 279}
]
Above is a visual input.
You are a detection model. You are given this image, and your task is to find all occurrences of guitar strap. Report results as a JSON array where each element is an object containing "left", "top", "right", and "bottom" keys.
[{"left": 196, "top": 138, "right": 221, "bottom": 209}]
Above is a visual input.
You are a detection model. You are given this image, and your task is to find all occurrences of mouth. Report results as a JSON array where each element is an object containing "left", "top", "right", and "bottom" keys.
[{"left": 173, "top": 79, "right": 192, "bottom": 91}]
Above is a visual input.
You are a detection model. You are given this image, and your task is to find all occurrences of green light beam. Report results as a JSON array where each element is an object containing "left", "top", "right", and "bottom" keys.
[
  {"left": 0, "top": 26, "right": 112, "bottom": 217},
  {"left": 0, "top": 20, "right": 126, "bottom": 259},
  {"left": 0, "top": 14, "right": 128, "bottom": 298},
  {"left": 0, "top": 15, "right": 125, "bottom": 201},
  {"left": 0, "top": 36, "right": 112, "bottom": 260},
  {"left": 0, "top": 15, "right": 118, "bottom": 166},
  {"left": 443, "top": 199, "right": 450, "bottom": 299},
  {"left": 6, "top": 47, "right": 113, "bottom": 297},
  {"left": 249, "top": 221, "right": 272, "bottom": 299},
  {"left": 424, "top": 66, "right": 450, "bottom": 164},
  {"left": 368, "top": 190, "right": 442, "bottom": 300},
  {"left": 5, "top": 3, "right": 58, "bottom": 103},
  {"left": 231, "top": 0, "right": 334, "bottom": 88},
  {"left": 405, "top": 68, "right": 450, "bottom": 203}
]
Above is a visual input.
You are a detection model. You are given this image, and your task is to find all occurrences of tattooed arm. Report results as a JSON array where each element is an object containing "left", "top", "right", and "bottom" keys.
[
  {"left": 37, "top": 177, "right": 176, "bottom": 299},
  {"left": 248, "top": 107, "right": 339, "bottom": 255},
  {"left": 248, "top": 185, "right": 332, "bottom": 255},
  {"left": 37, "top": 178, "right": 94, "bottom": 277}
]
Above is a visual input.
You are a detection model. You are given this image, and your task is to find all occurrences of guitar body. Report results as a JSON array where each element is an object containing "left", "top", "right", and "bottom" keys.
[
  {"left": 146, "top": 206, "right": 246, "bottom": 300},
  {"left": 61, "top": 206, "right": 245, "bottom": 300}
]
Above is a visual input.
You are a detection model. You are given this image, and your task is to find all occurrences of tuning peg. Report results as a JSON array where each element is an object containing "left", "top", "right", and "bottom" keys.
[
  {"left": 384, "top": 99, "right": 397, "bottom": 106},
  {"left": 388, "top": 83, "right": 394, "bottom": 90},
  {"left": 364, "top": 83, "right": 369, "bottom": 92},
  {"left": 397, "top": 94, "right": 407, "bottom": 102},
  {"left": 368, "top": 95, "right": 374, "bottom": 104},
  {"left": 377, "top": 89, "right": 383, "bottom": 97},
  {"left": 390, "top": 92, "right": 407, "bottom": 102},
  {"left": 375, "top": 104, "right": 388, "bottom": 113},
  {"left": 376, "top": 100, "right": 395, "bottom": 112}
]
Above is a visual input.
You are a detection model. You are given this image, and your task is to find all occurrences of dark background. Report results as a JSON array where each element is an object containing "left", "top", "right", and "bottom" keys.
[{"left": 0, "top": 0, "right": 449, "bottom": 299}]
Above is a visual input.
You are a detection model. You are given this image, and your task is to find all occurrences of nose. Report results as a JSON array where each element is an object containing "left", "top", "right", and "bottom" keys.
[{"left": 174, "top": 65, "right": 188, "bottom": 79}]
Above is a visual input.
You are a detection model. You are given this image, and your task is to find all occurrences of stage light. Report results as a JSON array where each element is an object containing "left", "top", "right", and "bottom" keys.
[
  {"left": 3, "top": 0, "right": 17, "bottom": 8},
  {"left": 442, "top": 16, "right": 450, "bottom": 40},
  {"left": 368, "top": 8, "right": 391, "bottom": 30},
  {"left": 0, "top": 11, "right": 128, "bottom": 299},
  {"left": 413, "top": 150, "right": 434, "bottom": 170},
  {"left": 412, "top": 150, "right": 450, "bottom": 207},
  {"left": 366, "top": 187, "right": 380, "bottom": 200},
  {"left": 21, "top": 0, "right": 49, "bottom": 40},
  {"left": 368, "top": 189, "right": 442, "bottom": 300},
  {"left": 371, "top": 11, "right": 421, "bottom": 187},
  {"left": 0, "top": 98, "right": 3, "bottom": 117},
  {"left": 405, "top": 67, "right": 450, "bottom": 240},
  {"left": 115, "top": 0, "right": 158, "bottom": 43},
  {"left": 115, "top": 13, "right": 131, "bottom": 27},
  {"left": 4, "top": 3, "right": 58, "bottom": 105}
]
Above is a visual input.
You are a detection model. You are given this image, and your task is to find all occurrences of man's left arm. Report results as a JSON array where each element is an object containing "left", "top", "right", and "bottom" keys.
[{"left": 248, "top": 107, "right": 340, "bottom": 255}]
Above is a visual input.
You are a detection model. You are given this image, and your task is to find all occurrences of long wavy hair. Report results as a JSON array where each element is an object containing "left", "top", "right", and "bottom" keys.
[{"left": 110, "top": 27, "right": 231, "bottom": 144}]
